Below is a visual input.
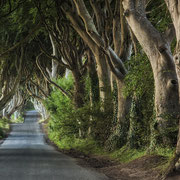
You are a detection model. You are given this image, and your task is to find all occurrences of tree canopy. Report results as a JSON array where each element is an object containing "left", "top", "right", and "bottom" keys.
[{"left": 1, "top": 0, "right": 180, "bottom": 178}]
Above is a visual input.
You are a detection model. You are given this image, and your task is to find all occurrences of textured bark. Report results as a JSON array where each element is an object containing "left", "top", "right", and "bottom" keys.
[
  {"left": 64, "top": 1, "right": 131, "bottom": 143},
  {"left": 65, "top": 10, "right": 111, "bottom": 104},
  {"left": 87, "top": 50, "right": 99, "bottom": 135},
  {"left": 72, "top": 70, "right": 85, "bottom": 108},
  {"left": 123, "top": 0, "right": 179, "bottom": 146},
  {"left": 94, "top": 48, "right": 111, "bottom": 102},
  {"left": 116, "top": 81, "right": 131, "bottom": 124},
  {"left": 87, "top": 50, "right": 99, "bottom": 104},
  {"left": 162, "top": 1, "right": 180, "bottom": 175},
  {"left": 116, "top": 1, "right": 132, "bottom": 125},
  {"left": 6, "top": 92, "right": 25, "bottom": 119},
  {"left": 164, "top": 1, "right": 180, "bottom": 97},
  {"left": 107, "top": 1, "right": 132, "bottom": 148}
]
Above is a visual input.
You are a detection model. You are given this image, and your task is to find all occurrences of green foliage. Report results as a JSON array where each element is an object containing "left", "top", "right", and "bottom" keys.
[
  {"left": 45, "top": 76, "right": 75, "bottom": 141},
  {"left": 109, "top": 145, "right": 174, "bottom": 164},
  {"left": 124, "top": 53, "right": 154, "bottom": 148},
  {"left": 0, "top": 117, "right": 9, "bottom": 139},
  {"left": 54, "top": 137, "right": 103, "bottom": 155},
  {"left": 124, "top": 54, "right": 154, "bottom": 99},
  {"left": 88, "top": 100, "right": 114, "bottom": 143},
  {"left": 150, "top": 113, "right": 179, "bottom": 148},
  {"left": 85, "top": 71, "right": 99, "bottom": 103},
  {"left": 147, "top": 0, "right": 172, "bottom": 32},
  {"left": 46, "top": 53, "right": 155, "bottom": 152},
  {"left": 70, "top": 138, "right": 103, "bottom": 154},
  {"left": 151, "top": 146, "right": 174, "bottom": 158},
  {"left": 124, "top": 54, "right": 177, "bottom": 149},
  {"left": 45, "top": 74, "right": 113, "bottom": 150},
  {"left": 10, "top": 114, "right": 24, "bottom": 123},
  {"left": 110, "top": 145, "right": 146, "bottom": 163},
  {"left": 24, "top": 101, "right": 34, "bottom": 111}
]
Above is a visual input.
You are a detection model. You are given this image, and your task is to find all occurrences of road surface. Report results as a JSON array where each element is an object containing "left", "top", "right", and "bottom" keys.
[{"left": 0, "top": 110, "right": 108, "bottom": 180}]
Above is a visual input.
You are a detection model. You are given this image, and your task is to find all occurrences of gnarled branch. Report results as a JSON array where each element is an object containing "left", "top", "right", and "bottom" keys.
[{"left": 36, "top": 54, "right": 72, "bottom": 98}]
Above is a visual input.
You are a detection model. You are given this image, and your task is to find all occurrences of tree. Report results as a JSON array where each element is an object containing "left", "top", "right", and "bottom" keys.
[
  {"left": 60, "top": 0, "right": 133, "bottom": 146},
  {"left": 122, "top": 0, "right": 179, "bottom": 147},
  {"left": 162, "top": 0, "right": 180, "bottom": 175}
]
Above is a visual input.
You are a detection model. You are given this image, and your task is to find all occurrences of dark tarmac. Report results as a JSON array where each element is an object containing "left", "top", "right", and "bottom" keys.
[{"left": 0, "top": 110, "right": 108, "bottom": 180}]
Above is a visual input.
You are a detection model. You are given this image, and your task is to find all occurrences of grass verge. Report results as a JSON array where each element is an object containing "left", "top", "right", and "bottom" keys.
[{"left": 48, "top": 133, "right": 175, "bottom": 163}]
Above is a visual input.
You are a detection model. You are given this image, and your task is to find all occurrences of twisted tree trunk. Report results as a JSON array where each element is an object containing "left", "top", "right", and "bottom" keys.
[
  {"left": 72, "top": 70, "right": 85, "bottom": 108},
  {"left": 64, "top": 3, "right": 112, "bottom": 108},
  {"left": 162, "top": 0, "right": 180, "bottom": 175},
  {"left": 123, "top": 0, "right": 179, "bottom": 147}
]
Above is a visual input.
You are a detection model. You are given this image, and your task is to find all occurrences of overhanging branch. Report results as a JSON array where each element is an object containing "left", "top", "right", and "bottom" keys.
[{"left": 36, "top": 54, "right": 72, "bottom": 98}]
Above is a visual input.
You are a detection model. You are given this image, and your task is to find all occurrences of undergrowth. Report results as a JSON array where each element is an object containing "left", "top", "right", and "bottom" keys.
[
  {"left": 109, "top": 146, "right": 146, "bottom": 163},
  {"left": 48, "top": 129, "right": 174, "bottom": 167},
  {"left": 49, "top": 136, "right": 103, "bottom": 155},
  {"left": 0, "top": 117, "right": 10, "bottom": 139},
  {"left": 45, "top": 66, "right": 175, "bottom": 171},
  {"left": 109, "top": 145, "right": 174, "bottom": 163},
  {"left": 10, "top": 114, "right": 24, "bottom": 123}
]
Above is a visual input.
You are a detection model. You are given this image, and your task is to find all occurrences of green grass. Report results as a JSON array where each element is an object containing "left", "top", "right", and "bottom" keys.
[
  {"left": 47, "top": 124, "right": 175, "bottom": 171},
  {"left": 108, "top": 146, "right": 174, "bottom": 163},
  {"left": 68, "top": 138, "right": 103, "bottom": 154},
  {"left": 49, "top": 133, "right": 175, "bottom": 164},
  {"left": 150, "top": 146, "right": 175, "bottom": 173},
  {"left": 153, "top": 147, "right": 175, "bottom": 158},
  {"left": 109, "top": 145, "right": 146, "bottom": 163},
  {"left": 47, "top": 132, "right": 175, "bottom": 179},
  {"left": 50, "top": 136, "right": 104, "bottom": 154}
]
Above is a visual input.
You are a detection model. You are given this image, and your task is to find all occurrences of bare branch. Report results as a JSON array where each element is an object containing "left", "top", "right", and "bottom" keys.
[
  {"left": 36, "top": 36, "right": 71, "bottom": 70},
  {"left": 105, "top": 53, "right": 125, "bottom": 81},
  {"left": 36, "top": 54, "right": 72, "bottom": 98},
  {"left": 89, "top": 0, "right": 103, "bottom": 32},
  {"left": 26, "top": 84, "right": 44, "bottom": 103},
  {"left": 73, "top": 0, "right": 104, "bottom": 47},
  {"left": 0, "top": 46, "right": 24, "bottom": 110},
  {"left": 29, "top": 80, "right": 49, "bottom": 98},
  {"left": 122, "top": 0, "right": 168, "bottom": 59}
]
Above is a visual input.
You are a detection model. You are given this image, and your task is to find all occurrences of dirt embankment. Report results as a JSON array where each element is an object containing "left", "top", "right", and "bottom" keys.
[
  {"left": 41, "top": 121, "right": 180, "bottom": 180},
  {"left": 61, "top": 151, "right": 164, "bottom": 180},
  {"left": 64, "top": 151, "right": 180, "bottom": 180}
]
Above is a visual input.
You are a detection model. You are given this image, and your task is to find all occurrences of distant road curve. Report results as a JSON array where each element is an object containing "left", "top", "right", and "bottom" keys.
[{"left": 0, "top": 110, "right": 109, "bottom": 180}]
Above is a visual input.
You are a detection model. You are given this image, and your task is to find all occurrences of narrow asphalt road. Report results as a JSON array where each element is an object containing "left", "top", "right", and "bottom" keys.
[{"left": 0, "top": 110, "right": 109, "bottom": 180}]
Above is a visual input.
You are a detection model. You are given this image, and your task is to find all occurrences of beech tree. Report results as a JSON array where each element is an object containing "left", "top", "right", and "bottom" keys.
[
  {"left": 58, "top": 0, "right": 133, "bottom": 145},
  {"left": 2, "top": 90, "right": 26, "bottom": 119},
  {"left": 38, "top": 27, "right": 87, "bottom": 108},
  {"left": 0, "top": 46, "right": 24, "bottom": 110},
  {"left": 1, "top": 2, "right": 180, "bottom": 178},
  {"left": 61, "top": 1, "right": 112, "bottom": 107},
  {"left": 162, "top": 0, "right": 180, "bottom": 175},
  {"left": 122, "top": 0, "right": 179, "bottom": 145}
]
